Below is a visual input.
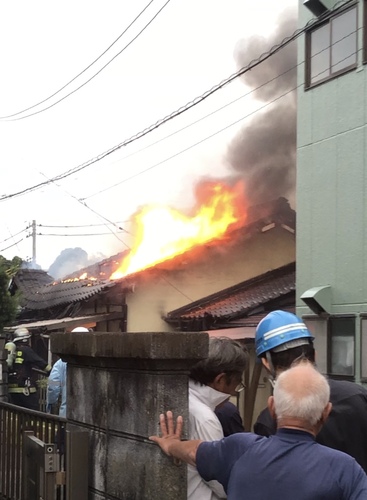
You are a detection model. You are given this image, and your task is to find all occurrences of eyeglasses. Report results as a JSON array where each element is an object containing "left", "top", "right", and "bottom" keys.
[{"left": 235, "top": 382, "right": 246, "bottom": 393}]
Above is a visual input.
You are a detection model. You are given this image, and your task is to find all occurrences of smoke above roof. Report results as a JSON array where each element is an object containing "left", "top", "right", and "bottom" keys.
[
  {"left": 226, "top": 6, "right": 298, "bottom": 207},
  {"left": 48, "top": 247, "right": 105, "bottom": 280}
]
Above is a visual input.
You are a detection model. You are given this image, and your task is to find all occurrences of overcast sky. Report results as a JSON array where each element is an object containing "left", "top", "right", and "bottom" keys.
[{"left": 0, "top": 0, "right": 297, "bottom": 272}]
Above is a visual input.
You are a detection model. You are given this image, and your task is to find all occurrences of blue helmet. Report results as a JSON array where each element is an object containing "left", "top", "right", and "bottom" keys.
[{"left": 255, "top": 310, "right": 314, "bottom": 357}]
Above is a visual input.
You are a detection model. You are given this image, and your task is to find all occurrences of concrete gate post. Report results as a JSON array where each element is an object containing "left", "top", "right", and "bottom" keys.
[{"left": 51, "top": 330, "right": 208, "bottom": 500}]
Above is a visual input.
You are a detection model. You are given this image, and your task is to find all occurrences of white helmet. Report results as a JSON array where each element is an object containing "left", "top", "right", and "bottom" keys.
[
  {"left": 71, "top": 326, "right": 90, "bottom": 332},
  {"left": 13, "top": 327, "right": 31, "bottom": 342}
]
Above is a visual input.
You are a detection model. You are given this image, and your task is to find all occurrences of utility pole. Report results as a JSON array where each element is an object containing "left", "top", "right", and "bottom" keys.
[{"left": 32, "top": 220, "right": 36, "bottom": 266}]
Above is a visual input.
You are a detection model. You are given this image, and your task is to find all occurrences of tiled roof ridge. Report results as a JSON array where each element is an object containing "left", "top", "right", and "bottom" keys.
[{"left": 166, "top": 262, "right": 295, "bottom": 319}]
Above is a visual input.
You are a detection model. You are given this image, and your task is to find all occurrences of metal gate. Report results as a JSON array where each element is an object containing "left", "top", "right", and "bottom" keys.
[
  {"left": 0, "top": 401, "right": 88, "bottom": 500},
  {"left": 23, "top": 429, "right": 88, "bottom": 500}
]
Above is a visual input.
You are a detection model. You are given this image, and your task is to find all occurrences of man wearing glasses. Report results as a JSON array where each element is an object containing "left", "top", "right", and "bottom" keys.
[{"left": 188, "top": 336, "right": 248, "bottom": 500}]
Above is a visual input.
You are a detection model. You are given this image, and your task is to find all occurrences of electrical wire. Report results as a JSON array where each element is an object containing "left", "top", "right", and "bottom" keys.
[
  {"left": 35, "top": 171, "right": 132, "bottom": 249},
  {"left": 20, "top": 81, "right": 299, "bottom": 257},
  {"left": 36, "top": 231, "right": 128, "bottom": 237},
  {"left": 38, "top": 221, "right": 130, "bottom": 228},
  {"left": 0, "top": 0, "right": 357, "bottom": 260},
  {"left": 0, "top": 0, "right": 172, "bottom": 122},
  {"left": 0, "top": 238, "right": 24, "bottom": 253},
  {"left": 0, "top": 0, "right": 154, "bottom": 120},
  {"left": 0, "top": 0, "right": 353, "bottom": 203},
  {"left": 0, "top": 226, "right": 30, "bottom": 244},
  {"left": 34, "top": 35, "right": 359, "bottom": 257},
  {"left": 2, "top": 6, "right": 356, "bottom": 301},
  {"left": 84, "top": 64, "right": 297, "bottom": 200},
  {"left": 87, "top": 86, "right": 298, "bottom": 195},
  {"left": 86, "top": 71, "right": 298, "bottom": 199},
  {"left": 83, "top": 21, "right": 359, "bottom": 199},
  {"left": 0, "top": 0, "right": 156, "bottom": 120}
]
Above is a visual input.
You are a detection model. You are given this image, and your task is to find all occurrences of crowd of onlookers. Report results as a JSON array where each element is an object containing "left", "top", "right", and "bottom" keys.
[{"left": 6, "top": 312, "right": 367, "bottom": 499}]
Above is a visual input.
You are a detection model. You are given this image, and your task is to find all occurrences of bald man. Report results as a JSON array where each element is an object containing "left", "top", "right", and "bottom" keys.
[{"left": 150, "top": 362, "right": 367, "bottom": 500}]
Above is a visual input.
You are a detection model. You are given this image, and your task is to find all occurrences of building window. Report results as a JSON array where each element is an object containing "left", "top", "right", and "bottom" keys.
[
  {"left": 328, "top": 316, "right": 355, "bottom": 377},
  {"left": 306, "top": 5, "right": 358, "bottom": 87}
]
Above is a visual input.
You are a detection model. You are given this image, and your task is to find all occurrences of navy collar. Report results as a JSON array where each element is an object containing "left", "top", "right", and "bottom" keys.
[{"left": 276, "top": 428, "right": 316, "bottom": 442}]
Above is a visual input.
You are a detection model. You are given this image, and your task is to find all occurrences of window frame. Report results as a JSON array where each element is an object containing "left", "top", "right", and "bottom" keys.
[
  {"left": 327, "top": 314, "right": 356, "bottom": 381},
  {"left": 305, "top": 3, "right": 358, "bottom": 88},
  {"left": 360, "top": 315, "right": 367, "bottom": 382}
]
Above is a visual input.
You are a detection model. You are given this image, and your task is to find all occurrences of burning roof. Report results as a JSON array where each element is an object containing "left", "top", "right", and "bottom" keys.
[
  {"left": 11, "top": 195, "right": 294, "bottom": 314},
  {"left": 61, "top": 186, "right": 294, "bottom": 282}
]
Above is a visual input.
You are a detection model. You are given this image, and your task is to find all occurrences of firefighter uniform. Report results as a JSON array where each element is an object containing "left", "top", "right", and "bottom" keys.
[{"left": 8, "top": 328, "right": 51, "bottom": 411}]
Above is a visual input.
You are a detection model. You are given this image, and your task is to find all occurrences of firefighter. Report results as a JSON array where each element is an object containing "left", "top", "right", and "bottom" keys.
[
  {"left": 253, "top": 310, "right": 367, "bottom": 473},
  {"left": 7, "top": 327, "right": 51, "bottom": 411}
]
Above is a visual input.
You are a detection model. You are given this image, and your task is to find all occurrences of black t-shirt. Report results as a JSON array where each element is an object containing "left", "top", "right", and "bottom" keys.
[
  {"left": 254, "top": 378, "right": 367, "bottom": 473},
  {"left": 215, "top": 401, "right": 245, "bottom": 437}
]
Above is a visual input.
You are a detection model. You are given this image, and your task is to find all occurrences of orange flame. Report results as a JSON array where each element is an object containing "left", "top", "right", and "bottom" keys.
[
  {"left": 110, "top": 181, "right": 247, "bottom": 280},
  {"left": 59, "top": 272, "right": 98, "bottom": 284}
]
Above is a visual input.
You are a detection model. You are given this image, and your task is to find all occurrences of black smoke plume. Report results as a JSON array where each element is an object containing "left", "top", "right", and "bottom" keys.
[{"left": 227, "top": 6, "right": 298, "bottom": 206}]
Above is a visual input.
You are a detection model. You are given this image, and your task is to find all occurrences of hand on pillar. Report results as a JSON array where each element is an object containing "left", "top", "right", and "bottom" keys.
[{"left": 150, "top": 411, "right": 201, "bottom": 467}]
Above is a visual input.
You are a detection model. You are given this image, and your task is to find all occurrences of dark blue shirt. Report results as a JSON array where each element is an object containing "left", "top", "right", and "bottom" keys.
[
  {"left": 215, "top": 401, "right": 244, "bottom": 437},
  {"left": 196, "top": 428, "right": 367, "bottom": 499},
  {"left": 254, "top": 379, "right": 367, "bottom": 473}
]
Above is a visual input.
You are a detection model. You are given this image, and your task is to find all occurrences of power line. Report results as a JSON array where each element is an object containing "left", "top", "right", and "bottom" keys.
[
  {"left": 0, "top": 225, "right": 30, "bottom": 244},
  {"left": 0, "top": 238, "right": 24, "bottom": 253},
  {"left": 0, "top": 6, "right": 322, "bottom": 202},
  {"left": 0, "top": 60, "right": 296, "bottom": 251},
  {"left": 2, "top": 1, "right": 355, "bottom": 301},
  {"left": 38, "top": 221, "right": 130, "bottom": 228},
  {"left": 0, "top": 0, "right": 353, "bottom": 206},
  {"left": 0, "top": 1, "right": 155, "bottom": 120},
  {"left": 94, "top": 85, "right": 298, "bottom": 189},
  {"left": 84, "top": 64, "right": 296, "bottom": 200},
  {"left": 35, "top": 171, "right": 132, "bottom": 248},
  {"left": 85, "top": 67, "right": 297, "bottom": 200},
  {"left": 84, "top": 20, "right": 359, "bottom": 199},
  {"left": 69, "top": 36, "right": 361, "bottom": 256},
  {"left": 0, "top": 0, "right": 353, "bottom": 204},
  {"left": 0, "top": 0, "right": 172, "bottom": 122},
  {"left": 36, "top": 231, "right": 128, "bottom": 237},
  {"left": 6, "top": 79, "right": 299, "bottom": 252},
  {"left": 19, "top": 82, "right": 299, "bottom": 254}
]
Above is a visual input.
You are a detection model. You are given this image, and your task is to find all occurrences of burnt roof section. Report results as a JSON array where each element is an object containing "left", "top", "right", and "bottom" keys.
[
  {"left": 62, "top": 250, "right": 128, "bottom": 281},
  {"left": 10, "top": 268, "right": 54, "bottom": 290},
  {"left": 19, "top": 278, "right": 117, "bottom": 310},
  {"left": 10, "top": 268, "right": 119, "bottom": 311},
  {"left": 245, "top": 196, "right": 295, "bottom": 230},
  {"left": 165, "top": 262, "right": 295, "bottom": 325},
  {"left": 9, "top": 269, "right": 55, "bottom": 305}
]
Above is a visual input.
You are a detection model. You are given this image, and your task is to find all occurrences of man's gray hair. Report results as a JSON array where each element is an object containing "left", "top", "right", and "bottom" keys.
[
  {"left": 273, "top": 362, "right": 330, "bottom": 426},
  {"left": 189, "top": 337, "right": 248, "bottom": 385}
]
